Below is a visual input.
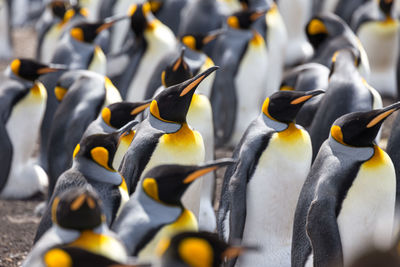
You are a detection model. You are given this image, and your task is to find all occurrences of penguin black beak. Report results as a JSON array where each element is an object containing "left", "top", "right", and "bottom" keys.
[
  {"left": 366, "top": 101, "right": 400, "bottom": 128},
  {"left": 37, "top": 64, "right": 68, "bottom": 75},
  {"left": 96, "top": 15, "right": 129, "bottom": 33},
  {"left": 182, "top": 158, "right": 235, "bottom": 184},
  {"left": 172, "top": 48, "right": 186, "bottom": 72},
  {"left": 290, "top": 89, "right": 325, "bottom": 105},
  {"left": 250, "top": 9, "right": 268, "bottom": 21},
  {"left": 116, "top": 120, "right": 139, "bottom": 138},
  {"left": 179, "top": 66, "right": 219, "bottom": 97},
  {"left": 202, "top": 29, "right": 226, "bottom": 45},
  {"left": 131, "top": 99, "right": 153, "bottom": 115}
]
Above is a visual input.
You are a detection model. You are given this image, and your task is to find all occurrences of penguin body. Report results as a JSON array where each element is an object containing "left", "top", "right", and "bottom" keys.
[
  {"left": 211, "top": 12, "right": 268, "bottom": 147},
  {"left": 292, "top": 105, "right": 399, "bottom": 267},
  {"left": 352, "top": 0, "right": 400, "bottom": 98},
  {"left": 0, "top": 59, "right": 64, "bottom": 199},
  {"left": 37, "top": 19, "right": 117, "bottom": 172},
  {"left": 309, "top": 49, "right": 382, "bottom": 159},
  {"left": 0, "top": 0, "right": 13, "bottom": 59},
  {"left": 35, "top": 124, "right": 135, "bottom": 241},
  {"left": 277, "top": 0, "right": 313, "bottom": 66},
  {"left": 112, "top": 159, "right": 234, "bottom": 260},
  {"left": 279, "top": 63, "right": 330, "bottom": 129},
  {"left": 119, "top": 67, "right": 217, "bottom": 194},
  {"left": 25, "top": 187, "right": 127, "bottom": 266},
  {"left": 47, "top": 70, "right": 122, "bottom": 197},
  {"left": 109, "top": 3, "right": 176, "bottom": 101},
  {"left": 334, "top": 0, "right": 369, "bottom": 25},
  {"left": 218, "top": 90, "right": 323, "bottom": 267}
]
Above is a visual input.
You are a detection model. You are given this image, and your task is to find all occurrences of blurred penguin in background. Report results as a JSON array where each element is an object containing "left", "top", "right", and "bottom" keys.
[
  {"left": 352, "top": 0, "right": 400, "bottom": 98},
  {"left": 0, "top": 0, "right": 13, "bottom": 60}
]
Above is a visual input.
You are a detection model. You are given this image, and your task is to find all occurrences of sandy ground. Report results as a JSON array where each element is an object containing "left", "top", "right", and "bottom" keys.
[{"left": 0, "top": 27, "right": 397, "bottom": 267}]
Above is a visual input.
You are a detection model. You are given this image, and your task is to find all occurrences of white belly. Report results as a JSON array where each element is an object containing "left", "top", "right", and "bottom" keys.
[
  {"left": 196, "top": 57, "right": 216, "bottom": 98},
  {"left": 265, "top": 5, "right": 287, "bottom": 96},
  {"left": 357, "top": 21, "right": 400, "bottom": 97},
  {"left": 230, "top": 39, "right": 268, "bottom": 147},
  {"left": 183, "top": 95, "right": 216, "bottom": 231},
  {"left": 126, "top": 25, "right": 176, "bottom": 102},
  {"left": 40, "top": 25, "right": 63, "bottom": 64},
  {"left": 1, "top": 87, "right": 48, "bottom": 198},
  {"left": 237, "top": 129, "right": 312, "bottom": 267},
  {"left": 337, "top": 151, "right": 396, "bottom": 266},
  {"left": 278, "top": 0, "right": 313, "bottom": 65},
  {"left": 88, "top": 46, "right": 107, "bottom": 75}
]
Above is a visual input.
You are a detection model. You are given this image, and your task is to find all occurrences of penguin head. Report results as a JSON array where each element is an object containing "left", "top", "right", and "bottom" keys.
[
  {"left": 227, "top": 9, "right": 267, "bottom": 29},
  {"left": 70, "top": 17, "right": 122, "bottom": 43},
  {"left": 51, "top": 186, "right": 103, "bottom": 230},
  {"left": 180, "top": 30, "right": 224, "bottom": 52},
  {"left": 379, "top": 0, "right": 394, "bottom": 18},
  {"left": 262, "top": 90, "right": 325, "bottom": 123},
  {"left": 48, "top": 1, "right": 68, "bottom": 20},
  {"left": 73, "top": 121, "right": 138, "bottom": 171},
  {"left": 148, "top": 0, "right": 164, "bottom": 14},
  {"left": 9, "top": 58, "right": 65, "bottom": 81},
  {"left": 101, "top": 100, "right": 152, "bottom": 128},
  {"left": 141, "top": 159, "right": 235, "bottom": 206},
  {"left": 331, "top": 102, "right": 400, "bottom": 147},
  {"left": 161, "top": 48, "right": 192, "bottom": 88},
  {"left": 329, "top": 48, "right": 361, "bottom": 77},
  {"left": 306, "top": 13, "right": 347, "bottom": 50},
  {"left": 128, "top": 2, "right": 157, "bottom": 38},
  {"left": 149, "top": 66, "right": 218, "bottom": 123},
  {"left": 159, "top": 231, "right": 254, "bottom": 267}
]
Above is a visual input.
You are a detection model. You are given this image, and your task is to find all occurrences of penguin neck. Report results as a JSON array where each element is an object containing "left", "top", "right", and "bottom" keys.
[
  {"left": 261, "top": 113, "right": 289, "bottom": 132},
  {"left": 328, "top": 135, "right": 374, "bottom": 161},
  {"left": 72, "top": 157, "right": 123, "bottom": 185},
  {"left": 148, "top": 113, "right": 183, "bottom": 133},
  {"left": 4, "top": 67, "right": 34, "bottom": 88}
]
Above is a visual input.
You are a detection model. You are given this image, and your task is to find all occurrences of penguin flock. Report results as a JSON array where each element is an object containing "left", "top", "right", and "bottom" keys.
[{"left": 2, "top": 0, "right": 400, "bottom": 266}]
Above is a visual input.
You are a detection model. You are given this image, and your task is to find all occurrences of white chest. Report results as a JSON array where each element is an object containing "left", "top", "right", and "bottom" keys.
[
  {"left": 126, "top": 25, "right": 176, "bottom": 102},
  {"left": 231, "top": 39, "right": 268, "bottom": 146},
  {"left": 337, "top": 150, "right": 396, "bottom": 266},
  {"left": 238, "top": 128, "right": 312, "bottom": 266},
  {"left": 41, "top": 24, "right": 63, "bottom": 64}
]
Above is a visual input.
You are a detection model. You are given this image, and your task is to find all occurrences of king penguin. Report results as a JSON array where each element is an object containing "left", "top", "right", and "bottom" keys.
[
  {"left": 352, "top": 0, "right": 400, "bottom": 98},
  {"left": 309, "top": 48, "right": 382, "bottom": 160},
  {"left": 47, "top": 70, "right": 122, "bottom": 197},
  {"left": 211, "top": 9, "right": 268, "bottom": 147},
  {"left": 38, "top": 17, "right": 122, "bottom": 173},
  {"left": 119, "top": 66, "right": 218, "bottom": 194},
  {"left": 36, "top": 0, "right": 87, "bottom": 64},
  {"left": 0, "top": 0, "right": 13, "bottom": 59},
  {"left": 218, "top": 89, "right": 324, "bottom": 267},
  {"left": 147, "top": 50, "right": 218, "bottom": 231},
  {"left": 157, "top": 231, "right": 251, "bottom": 267},
  {"left": 35, "top": 121, "right": 136, "bottom": 241},
  {"left": 112, "top": 159, "right": 234, "bottom": 261},
  {"left": 82, "top": 99, "right": 152, "bottom": 170},
  {"left": 0, "top": 59, "right": 64, "bottom": 199},
  {"left": 109, "top": 2, "right": 177, "bottom": 101},
  {"left": 24, "top": 186, "right": 128, "bottom": 266},
  {"left": 292, "top": 103, "right": 400, "bottom": 267}
]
